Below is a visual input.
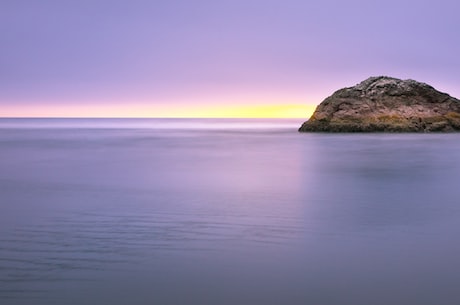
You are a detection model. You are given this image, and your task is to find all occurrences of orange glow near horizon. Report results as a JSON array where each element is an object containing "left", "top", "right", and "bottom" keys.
[{"left": 0, "top": 103, "right": 316, "bottom": 119}]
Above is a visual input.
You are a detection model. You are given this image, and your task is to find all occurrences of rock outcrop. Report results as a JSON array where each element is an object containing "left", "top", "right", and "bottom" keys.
[{"left": 299, "top": 76, "right": 460, "bottom": 132}]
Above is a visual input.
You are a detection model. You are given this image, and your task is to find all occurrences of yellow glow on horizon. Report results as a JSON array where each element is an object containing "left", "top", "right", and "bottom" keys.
[{"left": 0, "top": 103, "right": 316, "bottom": 118}]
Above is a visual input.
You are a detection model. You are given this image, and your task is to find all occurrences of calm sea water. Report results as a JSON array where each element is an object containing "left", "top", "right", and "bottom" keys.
[{"left": 1, "top": 118, "right": 460, "bottom": 305}]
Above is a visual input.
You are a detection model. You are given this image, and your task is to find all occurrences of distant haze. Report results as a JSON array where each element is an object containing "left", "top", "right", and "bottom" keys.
[{"left": 1, "top": 0, "right": 459, "bottom": 117}]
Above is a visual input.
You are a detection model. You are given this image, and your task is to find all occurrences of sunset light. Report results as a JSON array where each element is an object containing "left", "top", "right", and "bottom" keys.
[
  {"left": 2, "top": 1, "right": 460, "bottom": 304},
  {"left": 0, "top": 103, "right": 316, "bottom": 118}
]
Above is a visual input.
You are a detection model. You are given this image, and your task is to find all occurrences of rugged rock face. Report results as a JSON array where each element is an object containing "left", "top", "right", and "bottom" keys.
[{"left": 299, "top": 76, "right": 460, "bottom": 132}]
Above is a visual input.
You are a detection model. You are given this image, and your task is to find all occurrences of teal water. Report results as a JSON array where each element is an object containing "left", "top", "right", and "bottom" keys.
[{"left": 1, "top": 119, "right": 460, "bottom": 305}]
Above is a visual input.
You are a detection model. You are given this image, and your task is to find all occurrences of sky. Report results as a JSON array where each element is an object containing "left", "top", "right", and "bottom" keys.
[{"left": 1, "top": 0, "right": 459, "bottom": 118}]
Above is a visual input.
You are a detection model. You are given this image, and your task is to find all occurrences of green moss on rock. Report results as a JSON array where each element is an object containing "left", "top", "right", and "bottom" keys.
[{"left": 299, "top": 76, "right": 460, "bottom": 133}]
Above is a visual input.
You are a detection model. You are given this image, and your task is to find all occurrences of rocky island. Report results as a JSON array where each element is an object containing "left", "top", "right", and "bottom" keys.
[{"left": 299, "top": 76, "right": 460, "bottom": 132}]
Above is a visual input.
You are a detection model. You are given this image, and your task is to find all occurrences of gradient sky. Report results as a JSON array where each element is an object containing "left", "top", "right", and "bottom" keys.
[{"left": 1, "top": 0, "right": 459, "bottom": 117}]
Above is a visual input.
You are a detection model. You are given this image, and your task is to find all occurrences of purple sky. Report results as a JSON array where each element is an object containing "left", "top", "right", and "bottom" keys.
[{"left": 1, "top": 0, "right": 459, "bottom": 115}]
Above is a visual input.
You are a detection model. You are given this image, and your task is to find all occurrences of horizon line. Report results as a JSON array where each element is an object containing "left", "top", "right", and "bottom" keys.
[
  {"left": 0, "top": 116, "right": 307, "bottom": 120},
  {"left": 0, "top": 104, "right": 316, "bottom": 119}
]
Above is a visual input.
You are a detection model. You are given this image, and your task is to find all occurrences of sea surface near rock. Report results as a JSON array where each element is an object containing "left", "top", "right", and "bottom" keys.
[{"left": 299, "top": 76, "right": 460, "bottom": 132}]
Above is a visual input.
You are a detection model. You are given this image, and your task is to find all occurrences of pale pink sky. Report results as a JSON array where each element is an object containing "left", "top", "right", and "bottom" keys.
[{"left": 1, "top": 0, "right": 459, "bottom": 117}]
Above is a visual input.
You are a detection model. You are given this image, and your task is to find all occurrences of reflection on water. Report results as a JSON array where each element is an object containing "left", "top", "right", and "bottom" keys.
[{"left": 1, "top": 119, "right": 460, "bottom": 305}]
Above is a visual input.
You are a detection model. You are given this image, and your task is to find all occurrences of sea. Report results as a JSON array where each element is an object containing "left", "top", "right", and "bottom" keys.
[{"left": 1, "top": 118, "right": 460, "bottom": 305}]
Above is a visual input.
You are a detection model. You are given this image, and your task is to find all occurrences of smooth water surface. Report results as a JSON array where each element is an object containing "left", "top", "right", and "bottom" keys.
[{"left": 1, "top": 118, "right": 460, "bottom": 305}]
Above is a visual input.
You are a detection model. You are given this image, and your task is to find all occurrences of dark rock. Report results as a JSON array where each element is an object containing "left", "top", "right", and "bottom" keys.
[{"left": 299, "top": 76, "right": 460, "bottom": 132}]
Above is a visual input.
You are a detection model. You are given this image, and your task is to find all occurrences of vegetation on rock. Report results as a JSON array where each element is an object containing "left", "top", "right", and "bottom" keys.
[{"left": 299, "top": 76, "right": 460, "bottom": 132}]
